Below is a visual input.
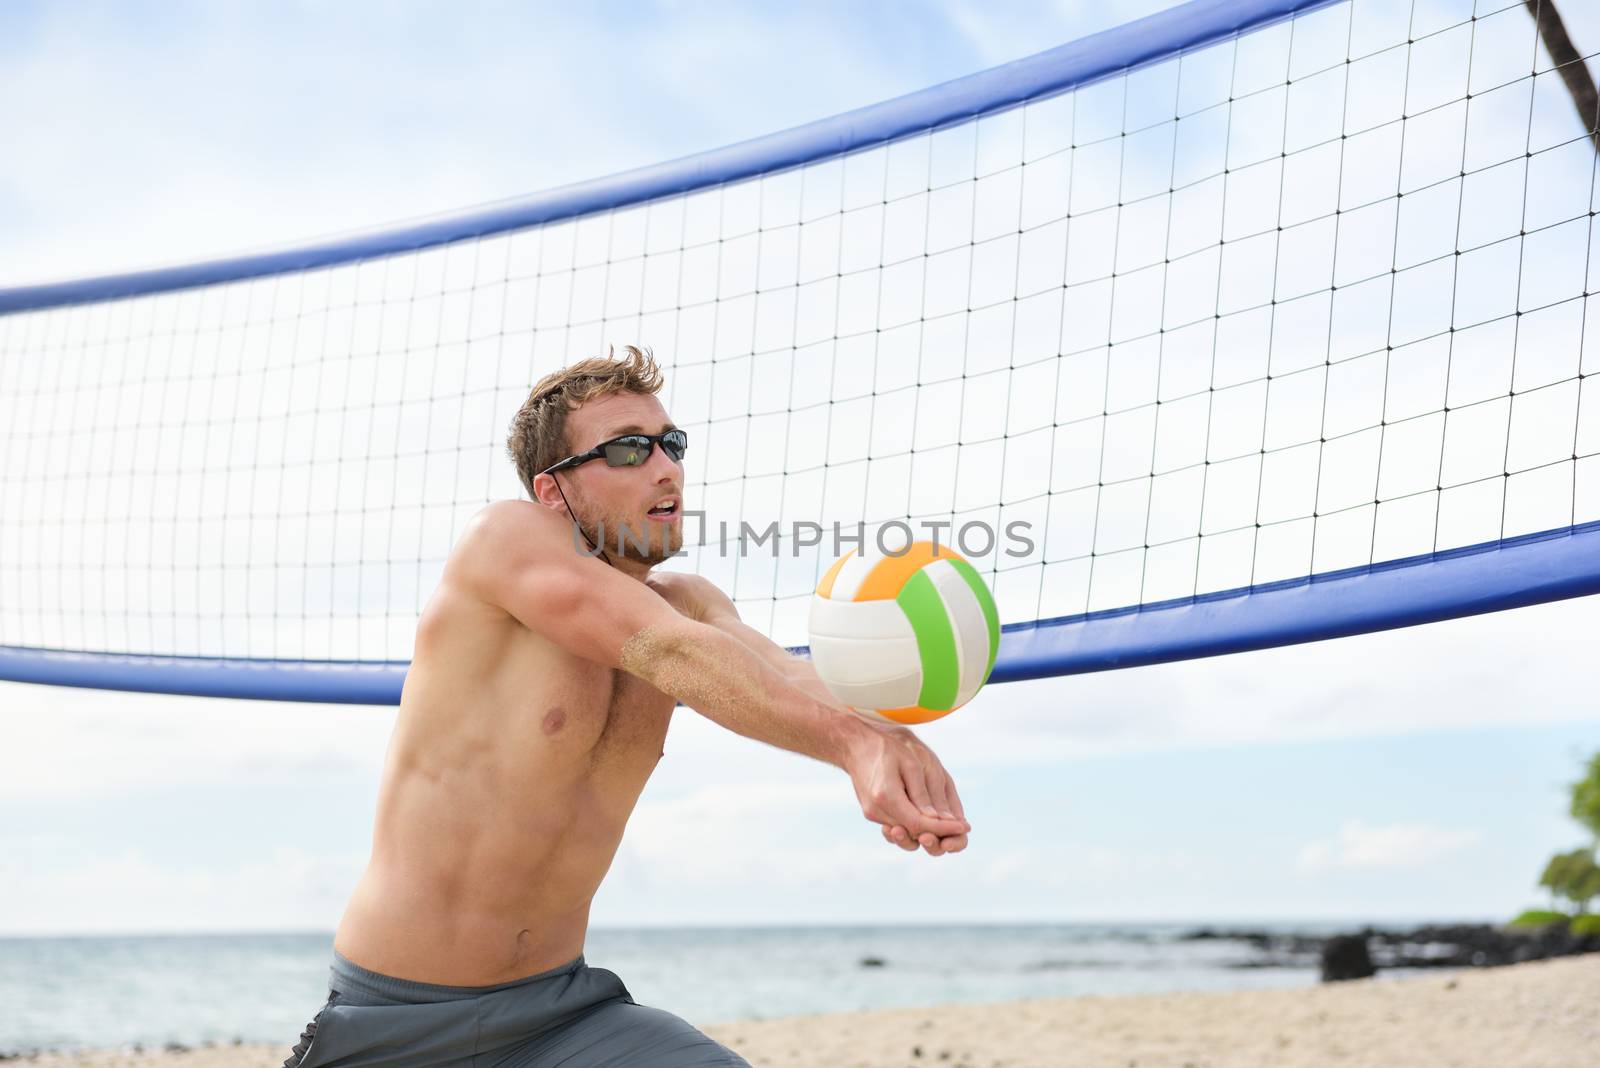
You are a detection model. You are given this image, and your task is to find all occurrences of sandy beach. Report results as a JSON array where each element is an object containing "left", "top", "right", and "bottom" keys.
[{"left": 15, "top": 953, "right": 1596, "bottom": 1068}]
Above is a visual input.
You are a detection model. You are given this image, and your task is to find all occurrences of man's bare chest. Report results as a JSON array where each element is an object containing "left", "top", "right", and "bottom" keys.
[{"left": 531, "top": 658, "right": 675, "bottom": 770}]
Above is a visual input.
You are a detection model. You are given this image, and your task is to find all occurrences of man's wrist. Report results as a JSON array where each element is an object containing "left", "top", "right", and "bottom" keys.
[{"left": 823, "top": 703, "right": 880, "bottom": 770}]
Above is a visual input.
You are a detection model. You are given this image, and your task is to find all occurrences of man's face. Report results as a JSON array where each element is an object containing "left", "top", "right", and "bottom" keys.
[{"left": 553, "top": 391, "right": 684, "bottom": 565}]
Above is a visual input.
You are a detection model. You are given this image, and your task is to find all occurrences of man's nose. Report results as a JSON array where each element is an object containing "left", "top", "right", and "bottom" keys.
[{"left": 646, "top": 442, "right": 680, "bottom": 480}]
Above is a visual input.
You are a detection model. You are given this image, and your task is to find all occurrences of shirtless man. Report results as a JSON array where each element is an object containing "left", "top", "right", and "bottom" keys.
[{"left": 283, "top": 346, "right": 971, "bottom": 1068}]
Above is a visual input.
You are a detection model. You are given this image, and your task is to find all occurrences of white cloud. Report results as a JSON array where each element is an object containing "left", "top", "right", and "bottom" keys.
[
  {"left": 926, "top": 592, "right": 1600, "bottom": 767},
  {"left": 1296, "top": 821, "right": 1481, "bottom": 874},
  {"left": 593, "top": 770, "right": 1226, "bottom": 925},
  {"left": 0, "top": 843, "right": 362, "bottom": 935},
  {"left": 975, "top": 844, "right": 1206, "bottom": 887},
  {"left": 0, "top": 1, "right": 1043, "bottom": 288},
  {"left": 932, "top": 0, "right": 1177, "bottom": 68},
  {"left": 616, "top": 779, "right": 904, "bottom": 887},
  {"left": 0, "top": 681, "right": 393, "bottom": 800}
]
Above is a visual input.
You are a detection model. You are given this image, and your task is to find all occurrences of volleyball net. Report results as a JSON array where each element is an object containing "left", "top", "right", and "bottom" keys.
[{"left": 3, "top": 0, "right": 1599, "bottom": 703}]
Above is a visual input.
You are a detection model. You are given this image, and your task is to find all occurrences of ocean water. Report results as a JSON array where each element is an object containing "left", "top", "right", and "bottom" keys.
[{"left": 0, "top": 922, "right": 1438, "bottom": 1055}]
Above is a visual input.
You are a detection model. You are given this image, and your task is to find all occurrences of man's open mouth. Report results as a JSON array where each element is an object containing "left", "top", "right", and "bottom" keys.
[{"left": 647, "top": 499, "right": 679, "bottom": 518}]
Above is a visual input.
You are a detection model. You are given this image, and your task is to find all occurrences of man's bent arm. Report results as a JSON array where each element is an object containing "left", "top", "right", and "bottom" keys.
[
  {"left": 664, "top": 573, "right": 968, "bottom": 835},
  {"left": 619, "top": 617, "right": 865, "bottom": 769},
  {"left": 459, "top": 501, "right": 866, "bottom": 770},
  {"left": 455, "top": 501, "right": 969, "bottom": 843},
  {"left": 621, "top": 617, "right": 969, "bottom": 847},
  {"left": 657, "top": 573, "right": 853, "bottom": 707}
]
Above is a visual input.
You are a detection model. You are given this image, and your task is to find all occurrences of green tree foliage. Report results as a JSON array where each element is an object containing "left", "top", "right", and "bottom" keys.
[
  {"left": 1570, "top": 750, "right": 1600, "bottom": 846},
  {"left": 1525, "top": 749, "right": 1600, "bottom": 925},
  {"left": 1539, "top": 849, "right": 1600, "bottom": 914},
  {"left": 1510, "top": 908, "right": 1571, "bottom": 927},
  {"left": 1569, "top": 854, "right": 1600, "bottom": 914}
]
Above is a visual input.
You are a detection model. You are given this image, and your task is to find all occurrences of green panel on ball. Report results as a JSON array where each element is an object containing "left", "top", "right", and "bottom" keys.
[{"left": 895, "top": 567, "right": 960, "bottom": 710}]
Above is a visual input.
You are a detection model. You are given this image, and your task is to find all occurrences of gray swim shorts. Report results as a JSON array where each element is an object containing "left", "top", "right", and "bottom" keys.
[{"left": 282, "top": 949, "right": 751, "bottom": 1067}]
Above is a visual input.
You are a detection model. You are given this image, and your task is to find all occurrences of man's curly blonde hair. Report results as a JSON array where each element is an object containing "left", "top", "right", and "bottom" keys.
[{"left": 505, "top": 344, "right": 665, "bottom": 499}]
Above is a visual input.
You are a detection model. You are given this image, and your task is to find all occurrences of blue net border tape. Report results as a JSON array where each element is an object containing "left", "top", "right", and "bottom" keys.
[
  {"left": 0, "top": 0, "right": 1339, "bottom": 315},
  {"left": 0, "top": 647, "right": 408, "bottom": 705},
  {"left": 991, "top": 517, "right": 1600, "bottom": 682},
  {"left": 5, "top": 518, "right": 1597, "bottom": 703}
]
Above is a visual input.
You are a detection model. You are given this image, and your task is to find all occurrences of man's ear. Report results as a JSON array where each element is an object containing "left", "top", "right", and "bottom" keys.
[{"left": 531, "top": 471, "right": 567, "bottom": 511}]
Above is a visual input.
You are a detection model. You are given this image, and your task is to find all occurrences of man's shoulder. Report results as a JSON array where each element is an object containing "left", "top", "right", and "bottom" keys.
[
  {"left": 447, "top": 499, "right": 577, "bottom": 587},
  {"left": 460, "top": 499, "right": 569, "bottom": 551}
]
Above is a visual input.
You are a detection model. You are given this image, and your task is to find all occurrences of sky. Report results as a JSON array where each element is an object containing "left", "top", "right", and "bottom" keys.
[
  {"left": 0, "top": 0, "right": 1188, "bottom": 289},
  {"left": 4, "top": 0, "right": 1600, "bottom": 936}
]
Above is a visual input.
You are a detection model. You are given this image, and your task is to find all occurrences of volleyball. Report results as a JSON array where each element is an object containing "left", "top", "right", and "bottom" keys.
[{"left": 808, "top": 541, "right": 1000, "bottom": 725}]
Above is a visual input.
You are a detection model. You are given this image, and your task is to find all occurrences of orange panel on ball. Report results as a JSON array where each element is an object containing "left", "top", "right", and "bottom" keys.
[
  {"left": 874, "top": 704, "right": 953, "bottom": 725},
  {"left": 851, "top": 541, "right": 961, "bottom": 602}
]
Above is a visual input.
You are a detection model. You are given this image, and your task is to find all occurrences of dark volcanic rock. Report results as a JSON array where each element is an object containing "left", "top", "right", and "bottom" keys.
[
  {"left": 1185, "top": 922, "right": 1599, "bottom": 974},
  {"left": 1321, "top": 934, "right": 1377, "bottom": 982},
  {"left": 1366, "top": 922, "right": 1600, "bottom": 968},
  {"left": 1179, "top": 927, "right": 1226, "bottom": 940},
  {"left": 1178, "top": 927, "right": 1324, "bottom": 966}
]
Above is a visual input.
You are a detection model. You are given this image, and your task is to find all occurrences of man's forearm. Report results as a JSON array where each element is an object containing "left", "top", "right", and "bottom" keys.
[{"left": 620, "top": 619, "right": 874, "bottom": 769}]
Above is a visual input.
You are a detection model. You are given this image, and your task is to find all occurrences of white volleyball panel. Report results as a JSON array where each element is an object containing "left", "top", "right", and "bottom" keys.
[
  {"left": 814, "top": 672, "right": 924, "bottom": 713},
  {"left": 823, "top": 551, "right": 880, "bottom": 602},
  {"left": 807, "top": 596, "right": 911, "bottom": 639},
  {"left": 808, "top": 595, "right": 923, "bottom": 707},
  {"left": 920, "top": 559, "right": 993, "bottom": 707}
]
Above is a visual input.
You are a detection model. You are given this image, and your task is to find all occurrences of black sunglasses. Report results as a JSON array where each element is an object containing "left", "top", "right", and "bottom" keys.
[{"left": 540, "top": 428, "right": 688, "bottom": 476}]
